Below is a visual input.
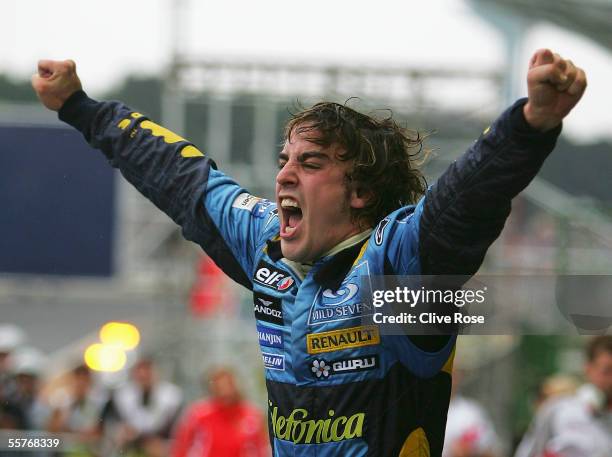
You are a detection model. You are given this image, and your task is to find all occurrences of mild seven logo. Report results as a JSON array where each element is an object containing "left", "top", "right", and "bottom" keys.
[
  {"left": 322, "top": 284, "right": 358, "bottom": 306},
  {"left": 308, "top": 261, "right": 373, "bottom": 325}
]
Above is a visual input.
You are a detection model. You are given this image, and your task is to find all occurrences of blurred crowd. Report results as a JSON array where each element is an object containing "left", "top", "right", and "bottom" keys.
[
  {"left": 1, "top": 322, "right": 610, "bottom": 457},
  {"left": 443, "top": 335, "right": 611, "bottom": 457},
  {"left": 0, "top": 324, "right": 270, "bottom": 457}
]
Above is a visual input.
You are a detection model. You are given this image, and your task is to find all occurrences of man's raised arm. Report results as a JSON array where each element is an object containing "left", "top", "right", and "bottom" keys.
[
  {"left": 31, "top": 60, "right": 267, "bottom": 289},
  {"left": 418, "top": 49, "right": 587, "bottom": 275}
]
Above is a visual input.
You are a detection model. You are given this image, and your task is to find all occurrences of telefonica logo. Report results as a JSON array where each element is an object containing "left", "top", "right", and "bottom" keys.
[{"left": 269, "top": 403, "right": 365, "bottom": 444}]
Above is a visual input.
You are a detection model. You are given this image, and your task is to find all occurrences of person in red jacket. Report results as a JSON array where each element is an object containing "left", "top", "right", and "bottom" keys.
[{"left": 172, "top": 367, "right": 270, "bottom": 457}]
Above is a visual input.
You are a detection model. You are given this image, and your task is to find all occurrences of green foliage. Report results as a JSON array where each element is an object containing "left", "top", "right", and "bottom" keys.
[
  {"left": 0, "top": 73, "right": 164, "bottom": 117},
  {"left": 0, "top": 74, "right": 39, "bottom": 103},
  {"left": 104, "top": 76, "right": 163, "bottom": 121}
]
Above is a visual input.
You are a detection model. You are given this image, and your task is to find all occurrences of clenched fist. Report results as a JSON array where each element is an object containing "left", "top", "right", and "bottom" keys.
[
  {"left": 523, "top": 49, "right": 587, "bottom": 132},
  {"left": 31, "top": 59, "right": 82, "bottom": 111}
]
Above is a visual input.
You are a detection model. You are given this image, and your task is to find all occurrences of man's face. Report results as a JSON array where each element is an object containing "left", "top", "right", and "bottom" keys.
[
  {"left": 209, "top": 371, "right": 240, "bottom": 404},
  {"left": 585, "top": 350, "right": 612, "bottom": 400},
  {"left": 72, "top": 371, "right": 91, "bottom": 399},
  {"left": 0, "top": 352, "right": 9, "bottom": 372},
  {"left": 132, "top": 361, "right": 155, "bottom": 389},
  {"left": 275, "top": 126, "right": 367, "bottom": 262}
]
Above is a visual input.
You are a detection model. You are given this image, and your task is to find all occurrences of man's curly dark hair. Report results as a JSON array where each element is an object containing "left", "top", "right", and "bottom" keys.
[{"left": 284, "top": 101, "right": 428, "bottom": 228}]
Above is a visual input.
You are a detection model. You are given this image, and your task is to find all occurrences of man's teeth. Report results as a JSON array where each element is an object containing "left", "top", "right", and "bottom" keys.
[
  {"left": 281, "top": 198, "right": 300, "bottom": 209},
  {"left": 285, "top": 226, "right": 296, "bottom": 234}
]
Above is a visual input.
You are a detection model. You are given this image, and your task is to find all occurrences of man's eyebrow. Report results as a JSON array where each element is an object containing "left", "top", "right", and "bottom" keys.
[
  {"left": 299, "top": 151, "right": 331, "bottom": 162},
  {"left": 277, "top": 151, "right": 331, "bottom": 162}
]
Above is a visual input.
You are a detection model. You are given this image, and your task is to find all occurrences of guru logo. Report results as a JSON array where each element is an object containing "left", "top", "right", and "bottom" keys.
[{"left": 311, "top": 355, "right": 379, "bottom": 379}]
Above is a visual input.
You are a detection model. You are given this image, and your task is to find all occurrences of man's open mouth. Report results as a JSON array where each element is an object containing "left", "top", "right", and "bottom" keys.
[{"left": 280, "top": 197, "right": 303, "bottom": 238}]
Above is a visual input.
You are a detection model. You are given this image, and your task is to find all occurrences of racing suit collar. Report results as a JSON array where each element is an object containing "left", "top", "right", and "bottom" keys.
[{"left": 266, "top": 229, "right": 372, "bottom": 292}]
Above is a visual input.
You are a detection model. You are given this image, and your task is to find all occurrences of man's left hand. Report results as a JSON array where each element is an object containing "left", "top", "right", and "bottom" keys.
[{"left": 523, "top": 48, "right": 587, "bottom": 132}]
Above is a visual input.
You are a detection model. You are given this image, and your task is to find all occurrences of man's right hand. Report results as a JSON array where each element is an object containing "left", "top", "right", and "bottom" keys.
[{"left": 31, "top": 59, "right": 82, "bottom": 111}]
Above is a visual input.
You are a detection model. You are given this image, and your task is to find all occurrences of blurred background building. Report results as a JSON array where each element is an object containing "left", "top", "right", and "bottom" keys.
[{"left": 1, "top": 0, "right": 611, "bottom": 454}]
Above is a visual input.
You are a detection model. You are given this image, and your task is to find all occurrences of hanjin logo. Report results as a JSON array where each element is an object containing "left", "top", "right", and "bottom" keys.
[
  {"left": 253, "top": 292, "right": 284, "bottom": 325},
  {"left": 257, "top": 324, "right": 283, "bottom": 349},
  {"left": 254, "top": 260, "right": 294, "bottom": 291}
]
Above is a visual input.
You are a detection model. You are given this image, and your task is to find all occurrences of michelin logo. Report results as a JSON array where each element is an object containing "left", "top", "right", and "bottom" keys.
[
  {"left": 262, "top": 352, "right": 285, "bottom": 371},
  {"left": 257, "top": 324, "right": 283, "bottom": 349}
]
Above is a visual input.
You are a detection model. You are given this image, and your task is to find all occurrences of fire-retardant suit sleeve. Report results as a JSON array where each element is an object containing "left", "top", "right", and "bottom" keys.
[
  {"left": 417, "top": 98, "right": 562, "bottom": 276},
  {"left": 58, "top": 91, "right": 278, "bottom": 289},
  {"left": 379, "top": 99, "right": 561, "bottom": 278},
  {"left": 380, "top": 98, "right": 562, "bottom": 359}
]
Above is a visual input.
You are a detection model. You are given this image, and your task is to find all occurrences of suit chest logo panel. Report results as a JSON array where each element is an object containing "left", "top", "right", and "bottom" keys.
[{"left": 308, "top": 261, "right": 373, "bottom": 326}]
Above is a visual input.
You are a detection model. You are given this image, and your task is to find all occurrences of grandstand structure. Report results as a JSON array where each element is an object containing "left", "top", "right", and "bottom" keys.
[
  {"left": 112, "top": 0, "right": 612, "bottom": 281},
  {"left": 472, "top": 0, "right": 612, "bottom": 51}
]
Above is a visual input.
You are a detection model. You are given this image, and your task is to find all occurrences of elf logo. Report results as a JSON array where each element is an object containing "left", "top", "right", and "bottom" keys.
[{"left": 254, "top": 260, "right": 294, "bottom": 291}]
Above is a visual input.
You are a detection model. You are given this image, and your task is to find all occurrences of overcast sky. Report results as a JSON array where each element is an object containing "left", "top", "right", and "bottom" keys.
[{"left": 3, "top": 0, "right": 611, "bottom": 142}]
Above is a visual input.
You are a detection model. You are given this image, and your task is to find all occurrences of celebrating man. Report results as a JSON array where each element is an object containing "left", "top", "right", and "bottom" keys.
[{"left": 32, "top": 49, "right": 586, "bottom": 456}]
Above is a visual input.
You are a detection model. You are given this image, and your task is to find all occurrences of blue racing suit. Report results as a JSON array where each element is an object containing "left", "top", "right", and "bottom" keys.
[{"left": 58, "top": 92, "right": 561, "bottom": 457}]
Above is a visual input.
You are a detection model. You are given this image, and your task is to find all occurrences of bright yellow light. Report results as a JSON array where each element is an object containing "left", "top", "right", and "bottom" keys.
[
  {"left": 84, "top": 343, "right": 127, "bottom": 372},
  {"left": 99, "top": 322, "right": 140, "bottom": 350}
]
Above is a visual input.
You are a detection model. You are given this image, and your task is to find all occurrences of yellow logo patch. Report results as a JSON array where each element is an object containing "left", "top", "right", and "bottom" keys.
[
  {"left": 399, "top": 427, "right": 430, "bottom": 457},
  {"left": 116, "top": 114, "right": 205, "bottom": 158},
  {"left": 306, "top": 325, "right": 380, "bottom": 354}
]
